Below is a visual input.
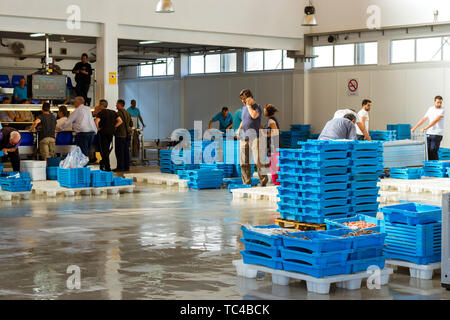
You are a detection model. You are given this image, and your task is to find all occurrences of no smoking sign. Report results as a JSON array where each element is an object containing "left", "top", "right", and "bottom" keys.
[{"left": 347, "top": 78, "right": 359, "bottom": 96}]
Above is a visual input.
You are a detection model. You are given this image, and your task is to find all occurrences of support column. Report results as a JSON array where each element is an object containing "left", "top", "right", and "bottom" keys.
[{"left": 96, "top": 22, "right": 119, "bottom": 169}]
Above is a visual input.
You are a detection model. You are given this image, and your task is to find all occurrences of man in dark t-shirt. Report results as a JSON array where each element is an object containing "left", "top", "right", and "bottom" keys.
[
  {"left": 94, "top": 99, "right": 123, "bottom": 171},
  {"left": 72, "top": 53, "right": 93, "bottom": 105},
  {"left": 29, "top": 103, "right": 57, "bottom": 161}
]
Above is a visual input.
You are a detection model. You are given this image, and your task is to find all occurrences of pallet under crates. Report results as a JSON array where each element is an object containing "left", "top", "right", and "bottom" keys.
[
  {"left": 233, "top": 259, "right": 393, "bottom": 295},
  {"left": 386, "top": 260, "right": 441, "bottom": 280},
  {"left": 274, "top": 218, "right": 326, "bottom": 231}
]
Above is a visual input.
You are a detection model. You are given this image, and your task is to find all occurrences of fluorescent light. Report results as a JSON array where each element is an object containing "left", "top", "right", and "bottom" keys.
[
  {"left": 30, "top": 33, "right": 46, "bottom": 38},
  {"left": 156, "top": 0, "right": 174, "bottom": 13},
  {"left": 139, "top": 40, "right": 162, "bottom": 45}
]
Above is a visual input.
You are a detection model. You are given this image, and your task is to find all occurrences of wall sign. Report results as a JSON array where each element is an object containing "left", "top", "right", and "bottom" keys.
[
  {"left": 347, "top": 78, "right": 359, "bottom": 96},
  {"left": 109, "top": 72, "right": 117, "bottom": 85}
]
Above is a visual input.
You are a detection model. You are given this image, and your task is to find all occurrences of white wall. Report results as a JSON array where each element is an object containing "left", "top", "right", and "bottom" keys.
[
  {"left": 119, "top": 78, "right": 181, "bottom": 140},
  {"left": 119, "top": 71, "right": 296, "bottom": 139},
  {"left": 310, "top": 0, "right": 450, "bottom": 34},
  {"left": 305, "top": 62, "right": 450, "bottom": 146}
]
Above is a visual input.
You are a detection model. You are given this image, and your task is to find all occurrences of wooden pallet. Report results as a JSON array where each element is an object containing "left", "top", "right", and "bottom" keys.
[{"left": 275, "top": 218, "right": 326, "bottom": 231}]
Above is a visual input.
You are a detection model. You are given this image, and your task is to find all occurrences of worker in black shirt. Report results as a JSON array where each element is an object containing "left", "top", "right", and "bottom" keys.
[
  {"left": 72, "top": 53, "right": 92, "bottom": 105},
  {"left": 94, "top": 99, "right": 123, "bottom": 171}
]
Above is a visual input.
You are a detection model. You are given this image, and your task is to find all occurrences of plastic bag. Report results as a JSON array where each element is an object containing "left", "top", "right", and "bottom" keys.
[{"left": 59, "top": 146, "right": 89, "bottom": 169}]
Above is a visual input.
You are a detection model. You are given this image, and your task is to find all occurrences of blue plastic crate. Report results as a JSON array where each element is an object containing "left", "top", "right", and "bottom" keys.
[
  {"left": 278, "top": 204, "right": 301, "bottom": 215},
  {"left": 299, "top": 140, "right": 352, "bottom": 152},
  {"left": 351, "top": 256, "right": 386, "bottom": 273},
  {"left": 46, "top": 166, "right": 58, "bottom": 180},
  {"left": 350, "top": 246, "right": 384, "bottom": 260},
  {"left": 281, "top": 231, "right": 352, "bottom": 252},
  {"left": 351, "top": 141, "right": 380, "bottom": 152},
  {"left": 278, "top": 196, "right": 302, "bottom": 207},
  {"left": 303, "top": 159, "right": 351, "bottom": 168},
  {"left": 277, "top": 187, "right": 302, "bottom": 198},
  {"left": 300, "top": 151, "right": 349, "bottom": 161},
  {"left": 422, "top": 169, "right": 448, "bottom": 178},
  {"left": 302, "top": 167, "right": 349, "bottom": 176},
  {"left": 278, "top": 164, "right": 302, "bottom": 175},
  {"left": 351, "top": 173, "right": 380, "bottom": 182},
  {"left": 278, "top": 149, "right": 302, "bottom": 160},
  {"left": 325, "top": 229, "right": 386, "bottom": 249},
  {"left": 301, "top": 182, "right": 349, "bottom": 193},
  {"left": 279, "top": 247, "right": 351, "bottom": 266},
  {"left": 384, "top": 252, "right": 441, "bottom": 265},
  {"left": 111, "top": 177, "right": 133, "bottom": 186},
  {"left": 423, "top": 161, "right": 450, "bottom": 169},
  {"left": 301, "top": 205, "right": 351, "bottom": 218},
  {"left": 279, "top": 211, "right": 301, "bottom": 221},
  {"left": 325, "top": 215, "right": 384, "bottom": 232},
  {"left": 228, "top": 184, "right": 252, "bottom": 193},
  {"left": 353, "top": 210, "right": 378, "bottom": 218},
  {"left": 301, "top": 173, "right": 350, "bottom": 184},
  {"left": 291, "top": 124, "right": 311, "bottom": 132},
  {"left": 279, "top": 181, "right": 302, "bottom": 191},
  {"left": 241, "top": 225, "right": 284, "bottom": 247},
  {"left": 349, "top": 165, "right": 380, "bottom": 174},
  {"left": 241, "top": 251, "right": 284, "bottom": 270},
  {"left": 350, "top": 181, "right": 379, "bottom": 190},
  {"left": 352, "top": 203, "right": 380, "bottom": 213},
  {"left": 91, "top": 170, "right": 113, "bottom": 187},
  {"left": 282, "top": 259, "right": 352, "bottom": 278},
  {"left": 350, "top": 187, "right": 380, "bottom": 197},
  {"left": 380, "top": 203, "right": 441, "bottom": 225},
  {"left": 57, "top": 167, "right": 91, "bottom": 188},
  {"left": 0, "top": 163, "right": 5, "bottom": 172},
  {"left": 277, "top": 173, "right": 301, "bottom": 183},
  {"left": 350, "top": 195, "right": 379, "bottom": 205},
  {"left": 46, "top": 157, "right": 61, "bottom": 167},
  {"left": 240, "top": 239, "right": 280, "bottom": 258},
  {"left": 351, "top": 150, "right": 379, "bottom": 159},
  {"left": 384, "top": 221, "right": 441, "bottom": 257},
  {"left": 302, "top": 190, "right": 350, "bottom": 200},
  {"left": 302, "top": 198, "right": 349, "bottom": 209},
  {"left": 390, "top": 172, "right": 423, "bottom": 180}
]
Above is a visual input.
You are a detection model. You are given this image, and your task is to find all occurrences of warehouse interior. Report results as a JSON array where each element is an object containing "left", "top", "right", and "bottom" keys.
[{"left": 1, "top": 0, "right": 450, "bottom": 302}]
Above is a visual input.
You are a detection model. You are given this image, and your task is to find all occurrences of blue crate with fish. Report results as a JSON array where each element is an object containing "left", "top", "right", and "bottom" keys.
[
  {"left": 325, "top": 228, "right": 386, "bottom": 249},
  {"left": 380, "top": 203, "right": 441, "bottom": 225},
  {"left": 90, "top": 170, "right": 114, "bottom": 187},
  {"left": 241, "top": 225, "right": 285, "bottom": 247},
  {"left": 281, "top": 230, "right": 352, "bottom": 252},
  {"left": 241, "top": 251, "right": 284, "bottom": 270},
  {"left": 57, "top": 167, "right": 91, "bottom": 188},
  {"left": 111, "top": 177, "right": 133, "bottom": 186},
  {"left": 325, "top": 214, "right": 384, "bottom": 232}
]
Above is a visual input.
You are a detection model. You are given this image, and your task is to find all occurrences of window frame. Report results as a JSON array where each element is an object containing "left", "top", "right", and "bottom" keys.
[
  {"left": 245, "top": 49, "right": 295, "bottom": 72},
  {"left": 138, "top": 57, "right": 175, "bottom": 78},
  {"left": 188, "top": 52, "right": 238, "bottom": 75},
  {"left": 390, "top": 35, "right": 450, "bottom": 65}
]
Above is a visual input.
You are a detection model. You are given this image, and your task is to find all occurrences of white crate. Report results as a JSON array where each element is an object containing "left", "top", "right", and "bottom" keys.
[
  {"left": 21, "top": 167, "right": 46, "bottom": 181},
  {"left": 20, "top": 160, "right": 46, "bottom": 169}
]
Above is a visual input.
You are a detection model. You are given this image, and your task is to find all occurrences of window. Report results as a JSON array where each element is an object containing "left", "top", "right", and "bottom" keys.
[
  {"left": 357, "top": 42, "right": 377, "bottom": 65},
  {"left": 189, "top": 52, "right": 237, "bottom": 74},
  {"left": 312, "top": 46, "right": 333, "bottom": 68},
  {"left": 416, "top": 37, "right": 442, "bottom": 62},
  {"left": 334, "top": 44, "right": 355, "bottom": 66},
  {"left": 138, "top": 57, "right": 174, "bottom": 77},
  {"left": 246, "top": 50, "right": 294, "bottom": 71},
  {"left": 221, "top": 53, "right": 237, "bottom": 72},
  {"left": 246, "top": 51, "right": 264, "bottom": 71},
  {"left": 391, "top": 39, "right": 415, "bottom": 63}
]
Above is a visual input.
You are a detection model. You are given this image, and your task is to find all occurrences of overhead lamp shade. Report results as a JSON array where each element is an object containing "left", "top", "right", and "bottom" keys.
[
  {"left": 301, "top": 5, "right": 317, "bottom": 26},
  {"left": 156, "top": 0, "right": 174, "bottom": 13}
]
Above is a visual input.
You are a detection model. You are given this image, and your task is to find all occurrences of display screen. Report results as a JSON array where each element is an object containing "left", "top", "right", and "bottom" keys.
[{"left": 28, "top": 74, "right": 67, "bottom": 100}]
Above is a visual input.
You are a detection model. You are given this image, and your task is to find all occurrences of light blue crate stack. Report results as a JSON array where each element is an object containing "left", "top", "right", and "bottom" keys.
[
  {"left": 186, "top": 168, "right": 224, "bottom": 189},
  {"left": 370, "top": 130, "right": 397, "bottom": 141},
  {"left": 423, "top": 161, "right": 450, "bottom": 177},
  {"left": 387, "top": 124, "right": 411, "bottom": 140},
  {"left": 349, "top": 141, "right": 383, "bottom": 217},
  {"left": 389, "top": 167, "right": 423, "bottom": 179},
  {"left": 0, "top": 172, "right": 32, "bottom": 192},
  {"left": 381, "top": 203, "right": 442, "bottom": 264},
  {"left": 438, "top": 148, "right": 450, "bottom": 160}
]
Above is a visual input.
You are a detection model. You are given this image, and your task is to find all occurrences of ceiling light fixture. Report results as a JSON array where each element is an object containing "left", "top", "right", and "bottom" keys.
[
  {"left": 301, "top": 0, "right": 318, "bottom": 27},
  {"left": 139, "top": 40, "right": 162, "bottom": 45},
  {"left": 156, "top": 0, "right": 174, "bottom": 13},
  {"left": 30, "top": 33, "right": 46, "bottom": 38}
]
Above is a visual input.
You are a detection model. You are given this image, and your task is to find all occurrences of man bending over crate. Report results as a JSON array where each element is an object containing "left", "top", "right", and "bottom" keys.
[{"left": 0, "top": 127, "right": 22, "bottom": 171}]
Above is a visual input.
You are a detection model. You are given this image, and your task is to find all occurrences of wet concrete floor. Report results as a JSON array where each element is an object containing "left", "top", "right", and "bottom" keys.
[{"left": 0, "top": 178, "right": 449, "bottom": 300}]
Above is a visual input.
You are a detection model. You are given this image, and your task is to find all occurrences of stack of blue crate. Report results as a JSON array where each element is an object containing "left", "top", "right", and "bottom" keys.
[
  {"left": 46, "top": 157, "right": 61, "bottom": 180},
  {"left": 381, "top": 203, "right": 442, "bottom": 264},
  {"left": 389, "top": 167, "right": 423, "bottom": 179},
  {"left": 0, "top": 172, "right": 32, "bottom": 192},
  {"left": 90, "top": 170, "right": 114, "bottom": 187},
  {"left": 438, "top": 148, "right": 450, "bottom": 160},
  {"left": 290, "top": 124, "right": 311, "bottom": 147},
  {"left": 159, "top": 149, "right": 173, "bottom": 173},
  {"left": 186, "top": 168, "right": 224, "bottom": 189},
  {"left": 349, "top": 141, "right": 382, "bottom": 217},
  {"left": 423, "top": 161, "right": 450, "bottom": 177},
  {"left": 387, "top": 124, "right": 411, "bottom": 140},
  {"left": 280, "top": 131, "right": 292, "bottom": 148},
  {"left": 240, "top": 225, "right": 284, "bottom": 270},
  {"left": 200, "top": 163, "right": 234, "bottom": 178},
  {"left": 309, "top": 133, "right": 320, "bottom": 140},
  {"left": 369, "top": 130, "right": 397, "bottom": 141}
]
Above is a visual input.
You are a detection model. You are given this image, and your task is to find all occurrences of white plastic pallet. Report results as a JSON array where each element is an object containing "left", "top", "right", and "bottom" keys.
[
  {"left": 386, "top": 259, "right": 441, "bottom": 280},
  {"left": 378, "top": 177, "right": 450, "bottom": 195},
  {"left": 32, "top": 180, "right": 135, "bottom": 198},
  {"left": 124, "top": 172, "right": 189, "bottom": 188},
  {"left": 233, "top": 260, "right": 393, "bottom": 295},
  {"left": 378, "top": 190, "right": 402, "bottom": 203},
  {"left": 231, "top": 186, "right": 279, "bottom": 202},
  {"left": 0, "top": 190, "right": 32, "bottom": 201}
]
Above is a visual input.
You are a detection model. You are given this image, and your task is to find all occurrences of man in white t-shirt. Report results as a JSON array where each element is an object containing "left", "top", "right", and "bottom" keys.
[
  {"left": 411, "top": 96, "right": 445, "bottom": 160},
  {"left": 355, "top": 99, "right": 372, "bottom": 140},
  {"left": 333, "top": 108, "right": 371, "bottom": 141}
]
